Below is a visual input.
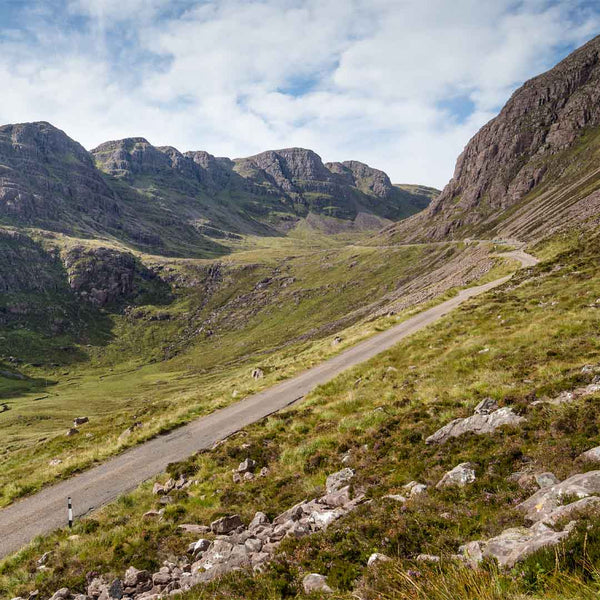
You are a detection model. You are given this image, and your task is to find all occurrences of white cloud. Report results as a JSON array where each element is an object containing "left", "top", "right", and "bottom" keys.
[{"left": 0, "top": 0, "right": 598, "bottom": 188}]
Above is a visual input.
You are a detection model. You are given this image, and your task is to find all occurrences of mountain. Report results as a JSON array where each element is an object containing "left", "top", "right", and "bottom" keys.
[
  {"left": 0, "top": 122, "right": 434, "bottom": 257},
  {"left": 383, "top": 34, "right": 600, "bottom": 243},
  {"left": 92, "top": 138, "right": 435, "bottom": 242}
]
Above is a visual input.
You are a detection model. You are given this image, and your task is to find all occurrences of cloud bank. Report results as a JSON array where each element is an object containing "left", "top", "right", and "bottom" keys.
[{"left": 1, "top": 0, "right": 599, "bottom": 188}]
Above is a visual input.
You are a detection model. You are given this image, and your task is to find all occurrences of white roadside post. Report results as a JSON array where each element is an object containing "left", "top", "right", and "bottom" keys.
[{"left": 68, "top": 497, "right": 73, "bottom": 528}]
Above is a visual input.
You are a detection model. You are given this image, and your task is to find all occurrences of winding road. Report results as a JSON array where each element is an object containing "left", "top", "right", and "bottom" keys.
[{"left": 0, "top": 249, "right": 538, "bottom": 559}]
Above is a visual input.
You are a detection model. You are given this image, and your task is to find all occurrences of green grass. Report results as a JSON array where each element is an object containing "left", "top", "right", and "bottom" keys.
[
  {"left": 4, "top": 232, "right": 600, "bottom": 598},
  {"left": 0, "top": 231, "right": 504, "bottom": 507}
]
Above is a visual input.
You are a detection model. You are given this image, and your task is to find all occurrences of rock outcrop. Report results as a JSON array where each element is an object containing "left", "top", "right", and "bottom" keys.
[
  {"left": 517, "top": 470, "right": 600, "bottom": 523},
  {"left": 426, "top": 406, "right": 526, "bottom": 445},
  {"left": 40, "top": 470, "right": 364, "bottom": 600}
]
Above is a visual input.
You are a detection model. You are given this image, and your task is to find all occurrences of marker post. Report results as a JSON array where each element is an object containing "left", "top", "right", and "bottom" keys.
[{"left": 68, "top": 497, "right": 73, "bottom": 528}]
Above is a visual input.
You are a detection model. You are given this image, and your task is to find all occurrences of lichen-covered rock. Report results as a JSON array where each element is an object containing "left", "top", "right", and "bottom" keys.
[
  {"left": 325, "top": 468, "right": 354, "bottom": 493},
  {"left": 436, "top": 463, "right": 477, "bottom": 488},
  {"left": 302, "top": 573, "right": 333, "bottom": 595},
  {"left": 517, "top": 470, "right": 600, "bottom": 523},
  {"left": 426, "top": 407, "right": 525, "bottom": 445},
  {"left": 534, "top": 472, "right": 560, "bottom": 489}
]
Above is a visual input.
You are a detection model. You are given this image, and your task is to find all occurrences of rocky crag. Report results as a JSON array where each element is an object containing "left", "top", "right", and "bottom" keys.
[{"left": 383, "top": 34, "right": 600, "bottom": 243}]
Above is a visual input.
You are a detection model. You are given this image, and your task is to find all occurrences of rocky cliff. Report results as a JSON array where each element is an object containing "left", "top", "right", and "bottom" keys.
[
  {"left": 386, "top": 34, "right": 600, "bottom": 242},
  {"left": 0, "top": 122, "right": 120, "bottom": 231}
]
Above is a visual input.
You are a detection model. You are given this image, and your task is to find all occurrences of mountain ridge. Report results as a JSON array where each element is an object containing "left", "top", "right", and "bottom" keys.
[{"left": 0, "top": 121, "right": 437, "bottom": 257}]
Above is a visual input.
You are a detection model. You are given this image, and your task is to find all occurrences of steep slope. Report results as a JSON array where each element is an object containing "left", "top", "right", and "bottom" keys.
[
  {"left": 384, "top": 34, "right": 600, "bottom": 243},
  {"left": 0, "top": 123, "right": 227, "bottom": 257}
]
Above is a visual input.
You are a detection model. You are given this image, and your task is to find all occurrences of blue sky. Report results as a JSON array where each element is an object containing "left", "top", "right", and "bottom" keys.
[{"left": 0, "top": 0, "right": 599, "bottom": 188}]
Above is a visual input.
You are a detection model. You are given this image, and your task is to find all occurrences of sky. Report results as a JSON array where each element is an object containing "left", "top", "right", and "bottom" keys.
[{"left": 0, "top": 1, "right": 599, "bottom": 188}]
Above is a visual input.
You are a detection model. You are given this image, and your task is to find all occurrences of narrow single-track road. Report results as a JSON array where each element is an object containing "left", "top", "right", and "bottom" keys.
[{"left": 0, "top": 250, "right": 538, "bottom": 559}]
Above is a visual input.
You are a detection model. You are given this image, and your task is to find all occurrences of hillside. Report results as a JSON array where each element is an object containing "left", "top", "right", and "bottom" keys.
[
  {"left": 0, "top": 121, "right": 434, "bottom": 258},
  {"left": 382, "top": 34, "right": 600, "bottom": 244}
]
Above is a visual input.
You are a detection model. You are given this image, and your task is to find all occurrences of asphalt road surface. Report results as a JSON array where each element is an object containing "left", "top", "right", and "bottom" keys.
[{"left": 0, "top": 250, "right": 538, "bottom": 559}]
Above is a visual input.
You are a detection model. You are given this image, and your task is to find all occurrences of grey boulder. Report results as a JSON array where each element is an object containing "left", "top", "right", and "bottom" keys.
[
  {"left": 436, "top": 463, "right": 477, "bottom": 488},
  {"left": 302, "top": 573, "right": 333, "bottom": 594},
  {"left": 426, "top": 407, "right": 525, "bottom": 445}
]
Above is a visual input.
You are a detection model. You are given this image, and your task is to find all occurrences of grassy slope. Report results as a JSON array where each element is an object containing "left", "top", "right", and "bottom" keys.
[
  {"left": 3, "top": 230, "right": 600, "bottom": 598},
  {"left": 0, "top": 228, "right": 507, "bottom": 507}
]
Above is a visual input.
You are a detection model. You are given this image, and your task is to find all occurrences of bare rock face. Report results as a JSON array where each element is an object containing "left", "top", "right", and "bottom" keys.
[
  {"left": 426, "top": 407, "right": 525, "bottom": 445},
  {"left": 0, "top": 122, "right": 119, "bottom": 228},
  {"left": 388, "top": 34, "right": 600, "bottom": 242},
  {"left": 63, "top": 246, "right": 166, "bottom": 308}
]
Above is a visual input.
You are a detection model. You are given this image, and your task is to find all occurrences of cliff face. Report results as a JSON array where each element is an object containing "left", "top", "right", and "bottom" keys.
[
  {"left": 0, "top": 122, "right": 120, "bottom": 230},
  {"left": 388, "top": 35, "right": 600, "bottom": 242}
]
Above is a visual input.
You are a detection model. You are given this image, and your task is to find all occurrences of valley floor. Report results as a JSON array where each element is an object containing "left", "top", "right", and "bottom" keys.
[{"left": 0, "top": 250, "right": 533, "bottom": 559}]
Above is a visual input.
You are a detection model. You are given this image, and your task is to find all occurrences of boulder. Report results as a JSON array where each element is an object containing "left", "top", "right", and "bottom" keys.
[
  {"left": 325, "top": 468, "right": 354, "bottom": 493},
  {"left": 66, "top": 428, "right": 80, "bottom": 437},
  {"left": 416, "top": 554, "right": 440, "bottom": 563},
  {"left": 73, "top": 417, "right": 89, "bottom": 426},
  {"left": 517, "top": 470, "right": 600, "bottom": 523},
  {"left": 458, "top": 540, "right": 484, "bottom": 568},
  {"left": 49, "top": 590, "right": 71, "bottom": 600},
  {"left": 189, "top": 539, "right": 211, "bottom": 554},
  {"left": 320, "top": 486, "right": 351, "bottom": 508},
  {"left": 426, "top": 407, "right": 525, "bottom": 445},
  {"left": 367, "top": 553, "right": 391, "bottom": 567},
  {"left": 436, "top": 463, "right": 477, "bottom": 488},
  {"left": 402, "top": 481, "right": 427, "bottom": 496},
  {"left": 210, "top": 514, "right": 244, "bottom": 534},
  {"left": 308, "top": 508, "right": 344, "bottom": 530},
  {"left": 238, "top": 458, "right": 256, "bottom": 473},
  {"left": 177, "top": 524, "right": 210, "bottom": 535},
  {"left": 579, "top": 446, "right": 600, "bottom": 462},
  {"left": 383, "top": 494, "right": 407, "bottom": 502},
  {"left": 108, "top": 579, "right": 123, "bottom": 599},
  {"left": 123, "top": 567, "right": 151, "bottom": 588},
  {"left": 87, "top": 577, "right": 108, "bottom": 598},
  {"left": 251, "top": 368, "right": 264, "bottom": 380},
  {"left": 249, "top": 511, "right": 270, "bottom": 529},
  {"left": 302, "top": 573, "right": 333, "bottom": 594},
  {"left": 142, "top": 510, "right": 163, "bottom": 520},
  {"left": 273, "top": 502, "right": 305, "bottom": 525}
]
